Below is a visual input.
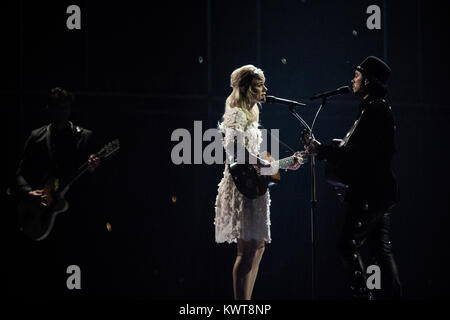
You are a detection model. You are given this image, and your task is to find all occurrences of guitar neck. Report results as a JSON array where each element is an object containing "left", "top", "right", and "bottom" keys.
[
  {"left": 59, "top": 160, "right": 91, "bottom": 194},
  {"left": 275, "top": 155, "right": 296, "bottom": 170},
  {"left": 59, "top": 150, "right": 105, "bottom": 193},
  {"left": 56, "top": 139, "right": 120, "bottom": 194}
]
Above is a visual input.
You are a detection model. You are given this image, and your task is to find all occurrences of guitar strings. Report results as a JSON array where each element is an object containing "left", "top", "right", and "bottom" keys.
[
  {"left": 258, "top": 106, "right": 312, "bottom": 155},
  {"left": 258, "top": 123, "right": 296, "bottom": 154}
]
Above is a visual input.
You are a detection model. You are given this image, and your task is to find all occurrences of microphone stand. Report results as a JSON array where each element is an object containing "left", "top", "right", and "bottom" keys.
[{"left": 288, "top": 96, "right": 326, "bottom": 300}]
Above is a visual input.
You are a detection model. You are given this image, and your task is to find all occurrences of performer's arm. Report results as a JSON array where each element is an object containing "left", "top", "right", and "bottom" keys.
[
  {"left": 15, "top": 134, "right": 50, "bottom": 205},
  {"left": 316, "top": 143, "right": 357, "bottom": 163},
  {"left": 305, "top": 138, "right": 357, "bottom": 163}
]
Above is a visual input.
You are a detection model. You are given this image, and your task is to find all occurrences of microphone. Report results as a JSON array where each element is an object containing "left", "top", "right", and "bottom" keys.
[
  {"left": 310, "top": 86, "right": 350, "bottom": 100},
  {"left": 265, "top": 95, "right": 306, "bottom": 107}
]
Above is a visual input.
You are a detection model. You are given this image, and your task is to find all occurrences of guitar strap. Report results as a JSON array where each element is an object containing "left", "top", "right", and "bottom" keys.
[
  {"left": 341, "top": 98, "right": 388, "bottom": 147},
  {"left": 73, "top": 123, "right": 83, "bottom": 150},
  {"left": 340, "top": 109, "right": 366, "bottom": 147}
]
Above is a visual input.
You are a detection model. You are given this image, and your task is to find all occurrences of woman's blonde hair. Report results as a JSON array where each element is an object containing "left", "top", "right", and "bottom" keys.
[{"left": 225, "top": 65, "right": 265, "bottom": 125}]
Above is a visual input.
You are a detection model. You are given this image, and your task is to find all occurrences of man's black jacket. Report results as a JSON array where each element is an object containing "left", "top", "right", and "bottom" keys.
[
  {"left": 317, "top": 96, "right": 399, "bottom": 207},
  {"left": 15, "top": 122, "right": 94, "bottom": 198}
]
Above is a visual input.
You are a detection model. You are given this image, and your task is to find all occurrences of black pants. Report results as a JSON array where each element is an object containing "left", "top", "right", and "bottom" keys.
[{"left": 338, "top": 202, "right": 402, "bottom": 300}]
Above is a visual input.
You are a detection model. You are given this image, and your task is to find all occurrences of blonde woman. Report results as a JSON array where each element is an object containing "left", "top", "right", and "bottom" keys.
[{"left": 215, "top": 65, "right": 302, "bottom": 300}]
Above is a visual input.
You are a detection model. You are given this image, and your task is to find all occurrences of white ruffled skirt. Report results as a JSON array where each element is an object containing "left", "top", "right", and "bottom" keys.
[{"left": 214, "top": 165, "right": 271, "bottom": 243}]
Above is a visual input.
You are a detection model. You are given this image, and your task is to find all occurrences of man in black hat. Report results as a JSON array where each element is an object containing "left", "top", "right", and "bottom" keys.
[{"left": 305, "top": 56, "right": 402, "bottom": 300}]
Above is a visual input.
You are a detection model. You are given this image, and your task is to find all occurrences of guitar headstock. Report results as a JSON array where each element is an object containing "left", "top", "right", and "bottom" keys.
[{"left": 96, "top": 139, "right": 120, "bottom": 159}]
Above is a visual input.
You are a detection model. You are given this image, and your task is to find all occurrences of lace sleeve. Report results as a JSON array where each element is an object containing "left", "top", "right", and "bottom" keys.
[{"left": 219, "top": 107, "right": 248, "bottom": 161}]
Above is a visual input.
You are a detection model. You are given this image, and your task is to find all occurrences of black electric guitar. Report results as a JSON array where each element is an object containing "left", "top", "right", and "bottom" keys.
[
  {"left": 17, "top": 139, "right": 120, "bottom": 241},
  {"left": 229, "top": 151, "right": 300, "bottom": 199}
]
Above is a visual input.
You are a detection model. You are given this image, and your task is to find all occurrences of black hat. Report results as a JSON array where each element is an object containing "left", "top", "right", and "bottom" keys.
[{"left": 356, "top": 56, "right": 391, "bottom": 85}]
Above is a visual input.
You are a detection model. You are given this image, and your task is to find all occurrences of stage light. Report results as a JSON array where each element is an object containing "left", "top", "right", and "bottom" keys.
[
  {"left": 281, "top": 58, "right": 287, "bottom": 65},
  {"left": 106, "top": 222, "right": 112, "bottom": 232},
  {"left": 172, "top": 195, "right": 177, "bottom": 203}
]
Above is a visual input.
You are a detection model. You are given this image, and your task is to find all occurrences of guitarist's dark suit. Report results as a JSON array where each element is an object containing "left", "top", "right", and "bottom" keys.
[
  {"left": 13, "top": 121, "right": 97, "bottom": 298},
  {"left": 316, "top": 96, "right": 401, "bottom": 299},
  {"left": 16, "top": 122, "right": 94, "bottom": 199}
]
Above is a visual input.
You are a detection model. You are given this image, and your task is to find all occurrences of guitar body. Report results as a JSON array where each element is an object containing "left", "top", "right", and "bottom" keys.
[
  {"left": 18, "top": 177, "right": 69, "bottom": 241},
  {"left": 324, "top": 139, "right": 350, "bottom": 201},
  {"left": 322, "top": 139, "right": 348, "bottom": 185},
  {"left": 229, "top": 151, "right": 281, "bottom": 199}
]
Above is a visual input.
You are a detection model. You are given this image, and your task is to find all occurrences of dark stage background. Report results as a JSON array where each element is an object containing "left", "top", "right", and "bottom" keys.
[{"left": 3, "top": 0, "right": 450, "bottom": 300}]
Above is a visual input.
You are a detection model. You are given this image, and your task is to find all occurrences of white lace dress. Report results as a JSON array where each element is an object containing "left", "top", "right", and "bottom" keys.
[{"left": 214, "top": 106, "right": 271, "bottom": 244}]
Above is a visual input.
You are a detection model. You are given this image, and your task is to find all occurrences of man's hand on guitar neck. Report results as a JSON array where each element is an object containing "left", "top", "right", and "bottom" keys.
[
  {"left": 88, "top": 154, "right": 101, "bottom": 173},
  {"left": 305, "top": 139, "right": 321, "bottom": 156},
  {"left": 301, "top": 130, "right": 321, "bottom": 156}
]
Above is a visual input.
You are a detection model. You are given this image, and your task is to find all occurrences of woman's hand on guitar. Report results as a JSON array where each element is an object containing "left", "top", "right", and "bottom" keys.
[
  {"left": 254, "top": 158, "right": 271, "bottom": 175},
  {"left": 256, "top": 157, "right": 271, "bottom": 168},
  {"left": 286, "top": 151, "right": 304, "bottom": 170},
  {"left": 305, "top": 139, "right": 321, "bottom": 156}
]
